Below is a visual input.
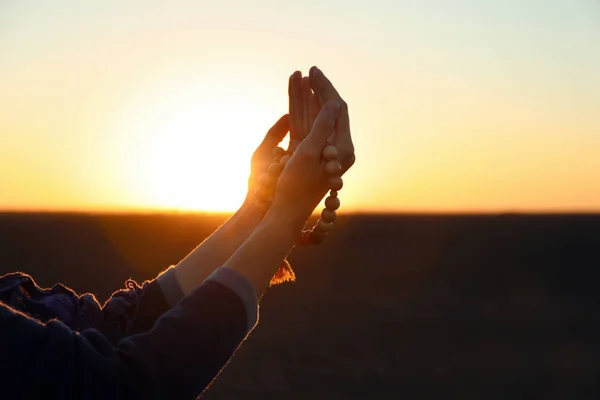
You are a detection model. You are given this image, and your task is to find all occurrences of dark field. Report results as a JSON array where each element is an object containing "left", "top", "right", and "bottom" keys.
[{"left": 1, "top": 212, "right": 599, "bottom": 399}]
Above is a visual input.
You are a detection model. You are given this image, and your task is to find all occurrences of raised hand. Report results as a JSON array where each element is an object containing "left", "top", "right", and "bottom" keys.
[
  {"left": 271, "top": 67, "right": 355, "bottom": 226},
  {"left": 244, "top": 114, "right": 289, "bottom": 205},
  {"left": 224, "top": 67, "right": 356, "bottom": 294}
]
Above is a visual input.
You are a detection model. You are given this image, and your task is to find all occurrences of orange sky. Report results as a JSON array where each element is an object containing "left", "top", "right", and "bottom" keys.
[{"left": 1, "top": 1, "right": 599, "bottom": 213}]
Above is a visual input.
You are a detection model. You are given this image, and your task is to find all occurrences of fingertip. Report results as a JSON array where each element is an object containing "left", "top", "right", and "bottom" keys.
[
  {"left": 276, "top": 113, "right": 289, "bottom": 125},
  {"left": 308, "top": 67, "right": 317, "bottom": 85},
  {"left": 264, "top": 114, "right": 291, "bottom": 143}
]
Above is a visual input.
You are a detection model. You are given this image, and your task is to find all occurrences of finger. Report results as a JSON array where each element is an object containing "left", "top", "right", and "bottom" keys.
[
  {"left": 258, "top": 114, "right": 289, "bottom": 150},
  {"left": 333, "top": 105, "right": 354, "bottom": 170},
  {"left": 303, "top": 100, "right": 341, "bottom": 151},
  {"left": 309, "top": 67, "right": 353, "bottom": 169},
  {"left": 309, "top": 66, "right": 341, "bottom": 105},
  {"left": 308, "top": 92, "right": 320, "bottom": 128},
  {"left": 301, "top": 76, "right": 312, "bottom": 139},
  {"left": 288, "top": 71, "right": 303, "bottom": 145}
]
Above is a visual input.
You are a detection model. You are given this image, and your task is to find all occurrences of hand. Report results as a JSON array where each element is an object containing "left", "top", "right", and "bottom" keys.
[
  {"left": 308, "top": 66, "right": 355, "bottom": 173},
  {"left": 271, "top": 67, "right": 355, "bottom": 229},
  {"left": 288, "top": 71, "right": 321, "bottom": 152},
  {"left": 244, "top": 69, "right": 320, "bottom": 207},
  {"left": 244, "top": 114, "right": 289, "bottom": 205}
]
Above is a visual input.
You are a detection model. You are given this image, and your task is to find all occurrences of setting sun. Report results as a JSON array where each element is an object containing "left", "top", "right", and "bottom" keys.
[{"left": 110, "top": 73, "right": 287, "bottom": 212}]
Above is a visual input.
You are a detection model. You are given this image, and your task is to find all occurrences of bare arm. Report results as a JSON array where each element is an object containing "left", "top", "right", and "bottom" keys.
[
  {"left": 222, "top": 206, "right": 302, "bottom": 296},
  {"left": 170, "top": 203, "right": 264, "bottom": 296}
]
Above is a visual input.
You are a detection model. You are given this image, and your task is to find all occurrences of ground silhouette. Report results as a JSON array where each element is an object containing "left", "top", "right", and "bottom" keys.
[{"left": 0, "top": 212, "right": 598, "bottom": 399}]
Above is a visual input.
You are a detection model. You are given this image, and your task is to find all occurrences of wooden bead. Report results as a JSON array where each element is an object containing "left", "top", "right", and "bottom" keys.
[
  {"left": 316, "top": 218, "right": 334, "bottom": 232},
  {"left": 325, "top": 160, "right": 342, "bottom": 175},
  {"left": 329, "top": 190, "right": 338, "bottom": 198},
  {"left": 328, "top": 176, "right": 343, "bottom": 191},
  {"left": 280, "top": 155, "right": 292, "bottom": 166},
  {"left": 321, "top": 208, "right": 337, "bottom": 223},
  {"left": 268, "top": 162, "right": 284, "bottom": 175},
  {"left": 272, "top": 146, "right": 286, "bottom": 158},
  {"left": 322, "top": 145, "right": 338, "bottom": 161},
  {"left": 325, "top": 196, "right": 340, "bottom": 210}
]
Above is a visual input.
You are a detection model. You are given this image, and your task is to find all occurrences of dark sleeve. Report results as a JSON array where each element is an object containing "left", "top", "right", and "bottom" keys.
[
  {"left": 126, "top": 280, "right": 172, "bottom": 335},
  {"left": 104, "top": 266, "right": 185, "bottom": 338},
  {"left": 0, "top": 279, "right": 251, "bottom": 400}
]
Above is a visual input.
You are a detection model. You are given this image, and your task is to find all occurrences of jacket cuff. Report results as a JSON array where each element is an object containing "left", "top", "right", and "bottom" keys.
[
  {"left": 156, "top": 266, "right": 185, "bottom": 307},
  {"left": 206, "top": 267, "right": 258, "bottom": 332}
]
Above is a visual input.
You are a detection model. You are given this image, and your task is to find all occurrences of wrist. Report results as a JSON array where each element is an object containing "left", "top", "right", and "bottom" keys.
[
  {"left": 235, "top": 201, "right": 266, "bottom": 229},
  {"left": 263, "top": 203, "right": 306, "bottom": 239}
]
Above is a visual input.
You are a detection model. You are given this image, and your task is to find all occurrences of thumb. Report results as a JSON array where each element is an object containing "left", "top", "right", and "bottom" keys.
[
  {"left": 258, "top": 114, "right": 289, "bottom": 150},
  {"left": 303, "top": 100, "right": 341, "bottom": 151}
]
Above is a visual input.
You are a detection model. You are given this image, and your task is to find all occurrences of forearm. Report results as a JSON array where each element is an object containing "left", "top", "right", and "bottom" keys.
[
  {"left": 163, "top": 202, "right": 263, "bottom": 298},
  {"left": 223, "top": 206, "right": 302, "bottom": 296}
]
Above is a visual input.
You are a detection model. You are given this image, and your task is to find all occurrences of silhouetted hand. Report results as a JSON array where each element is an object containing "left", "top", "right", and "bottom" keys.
[
  {"left": 288, "top": 71, "right": 321, "bottom": 152},
  {"left": 245, "top": 114, "right": 289, "bottom": 205},
  {"left": 272, "top": 67, "right": 356, "bottom": 229}
]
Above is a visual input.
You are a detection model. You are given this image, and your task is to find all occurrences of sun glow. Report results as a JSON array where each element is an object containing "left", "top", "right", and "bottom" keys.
[{"left": 112, "top": 75, "right": 284, "bottom": 212}]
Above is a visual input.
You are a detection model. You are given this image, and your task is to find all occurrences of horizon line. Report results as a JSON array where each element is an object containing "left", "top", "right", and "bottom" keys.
[{"left": 1, "top": 208, "right": 600, "bottom": 216}]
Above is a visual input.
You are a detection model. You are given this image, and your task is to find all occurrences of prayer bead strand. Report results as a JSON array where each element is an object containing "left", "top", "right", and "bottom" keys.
[{"left": 306, "top": 145, "right": 342, "bottom": 245}]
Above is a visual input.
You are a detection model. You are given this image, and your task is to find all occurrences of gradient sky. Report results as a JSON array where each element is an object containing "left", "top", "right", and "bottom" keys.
[{"left": 1, "top": 0, "right": 599, "bottom": 212}]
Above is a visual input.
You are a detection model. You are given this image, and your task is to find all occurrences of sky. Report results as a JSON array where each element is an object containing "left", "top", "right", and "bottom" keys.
[{"left": 1, "top": 0, "right": 599, "bottom": 213}]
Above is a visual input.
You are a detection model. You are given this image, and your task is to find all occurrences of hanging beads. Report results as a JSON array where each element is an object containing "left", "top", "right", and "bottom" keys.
[{"left": 303, "top": 145, "right": 343, "bottom": 246}]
